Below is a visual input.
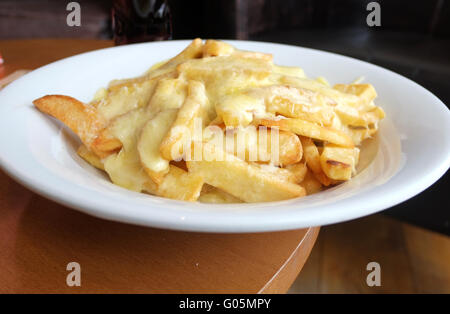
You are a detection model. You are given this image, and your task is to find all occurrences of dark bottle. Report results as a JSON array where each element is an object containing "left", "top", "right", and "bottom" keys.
[{"left": 112, "top": 0, "right": 172, "bottom": 45}]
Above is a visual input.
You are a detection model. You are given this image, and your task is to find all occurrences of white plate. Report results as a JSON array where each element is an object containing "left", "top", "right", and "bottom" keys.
[{"left": 0, "top": 40, "right": 449, "bottom": 233}]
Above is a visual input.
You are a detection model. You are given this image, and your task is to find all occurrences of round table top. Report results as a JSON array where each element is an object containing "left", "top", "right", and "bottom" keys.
[{"left": 0, "top": 39, "right": 319, "bottom": 293}]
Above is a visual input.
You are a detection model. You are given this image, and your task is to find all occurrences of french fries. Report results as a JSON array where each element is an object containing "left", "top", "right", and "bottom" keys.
[
  {"left": 160, "top": 80, "right": 210, "bottom": 161},
  {"left": 203, "top": 40, "right": 235, "bottom": 57},
  {"left": 258, "top": 117, "right": 354, "bottom": 148},
  {"left": 285, "top": 162, "right": 308, "bottom": 184},
  {"left": 333, "top": 84, "right": 377, "bottom": 106},
  {"left": 279, "top": 76, "right": 361, "bottom": 108},
  {"left": 33, "top": 39, "right": 385, "bottom": 203},
  {"left": 202, "top": 39, "right": 272, "bottom": 61},
  {"left": 157, "top": 38, "right": 204, "bottom": 75},
  {"left": 156, "top": 165, "right": 204, "bottom": 201},
  {"left": 177, "top": 53, "right": 272, "bottom": 100},
  {"left": 77, "top": 145, "right": 104, "bottom": 170},
  {"left": 198, "top": 185, "right": 243, "bottom": 203},
  {"left": 216, "top": 93, "right": 266, "bottom": 127},
  {"left": 299, "top": 136, "right": 332, "bottom": 186},
  {"left": 272, "top": 65, "right": 305, "bottom": 78},
  {"left": 208, "top": 126, "right": 302, "bottom": 166},
  {"left": 109, "top": 38, "right": 202, "bottom": 89},
  {"left": 187, "top": 143, "right": 305, "bottom": 202},
  {"left": 299, "top": 170, "right": 323, "bottom": 195},
  {"left": 332, "top": 84, "right": 384, "bottom": 128},
  {"left": 334, "top": 105, "right": 385, "bottom": 127},
  {"left": 177, "top": 55, "right": 272, "bottom": 82},
  {"left": 147, "top": 78, "right": 188, "bottom": 113},
  {"left": 320, "top": 144, "right": 360, "bottom": 181},
  {"left": 138, "top": 109, "right": 178, "bottom": 183},
  {"left": 96, "top": 76, "right": 160, "bottom": 120},
  {"left": 91, "top": 128, "right": 123, "bottom": 158},
  {"left": 248, "top": 85, "right": 335, "bottom": 125},
  {"left": 33, "top": 95, "right": 106, "bottom": 148}
]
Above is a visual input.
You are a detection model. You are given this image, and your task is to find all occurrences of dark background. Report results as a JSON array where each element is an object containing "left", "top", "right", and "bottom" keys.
[{"left": 1, "top": 0, "right": 448, "bottom": 234}]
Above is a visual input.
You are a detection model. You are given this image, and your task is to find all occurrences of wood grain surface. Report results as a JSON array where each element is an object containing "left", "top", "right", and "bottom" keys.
[
  {"left": 0, "top": 39, "right": 319, "bottom": 293},
  {"left": 290, "top": 214, "right": 450, "bottom": 294}
]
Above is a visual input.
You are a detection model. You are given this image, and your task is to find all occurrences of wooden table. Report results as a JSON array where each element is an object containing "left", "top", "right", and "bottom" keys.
[
  {"left": 0, "top": 39, "right": 319, "bottom": 293},
  {"left": 290, "top": 214, "right": 450, "bottom": 294}
]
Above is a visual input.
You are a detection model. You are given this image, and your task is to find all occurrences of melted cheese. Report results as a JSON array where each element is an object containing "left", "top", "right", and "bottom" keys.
[
  {"left": 280, "top": 76, "right": 362, "bottom": 108},
  {"left": 138, "top": 109, "right": 178, "bottom": 173},
  {"left": 97, "top": 79, "right": 157, "bottom": 121},
  {"left": 89, "top": 40, "right": 383, "bottom": 198},
  {"left": 273, "top": 65, "right": 305, "bottom": 78},
  {"left": 103, "top": 150, "right": 149, "bottom": 192},
  {"left": 216, "top": 94, "right": 266, "bottom": 126},
  {"left": 103, "top": 108, "right": 154, "bottom": 191},
  {"left": 147, "top": 78, "right": 188, "bottom": 114}
]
